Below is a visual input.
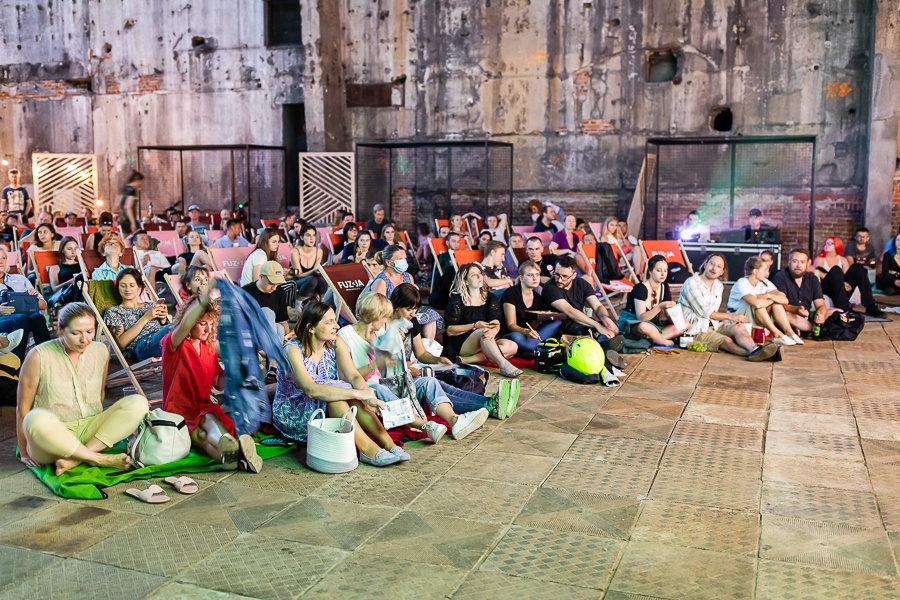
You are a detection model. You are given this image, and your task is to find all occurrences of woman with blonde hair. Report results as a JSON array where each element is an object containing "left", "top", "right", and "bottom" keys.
[{"left": 442, "top": 263, "right": 521, "bottom": 378}]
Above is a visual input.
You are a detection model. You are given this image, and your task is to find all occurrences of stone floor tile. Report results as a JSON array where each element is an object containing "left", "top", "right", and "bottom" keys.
[
  {"left": 254, "top": 497, "right": 397, "bottom": 550},
  {"left": 649, "top": 468, "right": 761, "bottom": 512},
  {"left": 762, "top": 454, "right": 871, "bottom": 492},
  {"left": 839, "top": 360, "right": 899, "bottom": 375},
  {"left": 764, "top": 431, "right": 863, "bottom": 461},
  {"left": 769, "top": 394, "right": 854, "bottom": 416},
  {"left": 670, "top": 420, "right": 763, "bottom": 450},
  {"left": 771, "top": 370, "right": 845, "bottom": 386},
  {"left": 446, "top": 449, "right": 559, "bottom": 485},
  {"left": 659, "top": 443, "right": 761, "bottom": 478},
  {"left": 755, "top": 559, "right": 900, "bottom": 600},
  {"left": 158, "top": 481, "right": 299, "bottom": 531},
  {"left": 514, "top": 487, "right": 640, "bottom": 539},
  {"left": 177, "top": 532, "right": 347, "bottom": 600},
  {"left": 869, "top": 464, "right": 900, "bottom": 497},
  {"left": 626, "top": 369, "right": 700, "bottom": 386},
  {"left": 631, "top": 500, "right": 760, "bottom": 555},
  {"left": 690, "top": 386, "right": 769, "bottom": 410},
  {"left": 528, "top": 391, "right": 610, "bottom": 415},
  {"left": 501, "top": 403, "right": 595, "bottom": 434},
  {"left": 855, "top": 418, "right": 900, "bottom": 441},
  {"left": 861, "top": 439, "right": 900, "bottom": 466},
  {"left": 0, "top": 543, "right": 63, "bottom": 593},
  {"left": 681, "top": 402, "right": 768, "bottom": 428},
  {"left": 303, "top": 553, "right": 467, "bottom": 599},
  {"left": 847, "top": 385, "right": 900, "bottom": 403},
  {"left": 76, "top": 516, "right": 239, "bottom": 577},
  {"left": 475, "top": 427, "right": 577, "bottom": 458},
  {"left": 0, "top": 490, "right": 58, "bottom": 527},
  {"left": 698, "top": 372, "right": 767, "bottom": 390},
  {"left": 843, "top": 373, "right": 900, "bottom": 388},
  {"left": 603, "top": 591, "right": 672, "bottom": 600},
  {"left": 223, "top": 453, "right": 332, "bottom": 496},
  {"left": 851, "top": 398, "right": 900, "bottom": 421},
  {"left": 410, "top": 476, "right": 534, "bottom": 524},
  {"left": 583, "top": 414, "right": 677, "bottom": 441},
  {"left": 563, "top": 435, "right": 666, "bottom": 467},
  {"left": 311, "top": 465, "right": 436, "bottom": 508},
  {"left": 0, "top": 558, "right": 165, "bottom": 600},
  {"left": 144, "top": 582, "right": 256, "bottom": 599},
  {"left": 761, "top": 481, "right": 882, "bottom": 529},
  {"left": 767, "top": 411, "right": 858, "bottom": 437},
  {"left": 453, "top": 571, "right": 601, "bottom": 600},
  {"left": 0, "top": 438, "right": 25, "bottom": 480},
  {"left": 360, "top": 510, "right": 502, "bottom": 569},
  {"left": 770, "top": 379, "right": 846, "bottom": 397},
  {"left": 759, "top": 514, "right": 897, "bottom": 576},
  {"left": 479, "top": 526, "right": 622, "bottom": 590},
  {"left": 0, "top": 503, "right": 141, "bottom": 557},
  {"left": 68, "top": 478, "right": 215, "bottom": 516},
  {"left": 612, "top": 381, "right": 695, "bottom": 403},
  {"left": 0, "top": 469, "right": 65, "bottom": 498},
  {"left": 390, "top": 441, "right": 470, "bottom": 477},
  {"left": 546, "top": 458, "right": 657, "bottom": 497},
  {"left": 609, "top": 541, "right": 755, "bottom": 600},
  {"left": 598, "top": 396, "right": 686, "bottom": 420}
]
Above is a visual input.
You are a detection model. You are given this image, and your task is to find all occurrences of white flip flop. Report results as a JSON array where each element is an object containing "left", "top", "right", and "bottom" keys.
[
  {"left": 0, "top": 329, "right": 23, "bottom": 356},
  {"left": 163, "top": 476, "right": 199, "bottom": 494},
  {"left": 125, "top": 484, "right": 170, "bottom": 504}
]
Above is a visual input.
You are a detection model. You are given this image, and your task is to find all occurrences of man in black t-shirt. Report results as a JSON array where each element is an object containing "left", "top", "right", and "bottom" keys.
[
  {"left": 541, "top": 255, "right": 619, "bottom": 341},
  {"left": 241, "top": 261, "right": 290, "bottom": 338},
  {"left": 526, "top": 236, "right": 557, "bottom": 284},
  {"left": 1, "top": 168, "right": 33, "bottom": 222},
  {"left": 365, "top": 203, "right": 387, "bottom": 237},
  {"left": 771, "top": 248, "right": 838, "bottom": 335}
]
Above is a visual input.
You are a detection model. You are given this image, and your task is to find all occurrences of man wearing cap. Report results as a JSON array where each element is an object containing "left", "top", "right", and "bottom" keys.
[
  {"left": 365, "top": 204, "right": 388, "bottom": 237},
  {"left": 241, "top": 261, "right": 290, "bottom": 338},
  {"left": 186, "top": 204, "right": 209, "bottom": 234},
  {"left": 63, "top": 212, "right": 78, "bottom": 227},
  {"left": 741, "top": 208, "right": 776, "bottom": 243}
]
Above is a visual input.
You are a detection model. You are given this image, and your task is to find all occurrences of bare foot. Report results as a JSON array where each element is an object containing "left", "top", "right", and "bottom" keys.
[
  {"left": 54, "top": 457, "right": 82, "bottom": 476},
  {"left": 90, "top": 453, "right": 133, "bottom": 471}
]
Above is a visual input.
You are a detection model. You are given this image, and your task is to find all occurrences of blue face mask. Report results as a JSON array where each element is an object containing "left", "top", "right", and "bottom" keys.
[{"left": 393, "top": 258, "right": 409, "bottom": 273}]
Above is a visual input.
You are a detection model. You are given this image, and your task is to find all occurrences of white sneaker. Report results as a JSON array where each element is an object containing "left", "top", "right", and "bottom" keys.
[
  {"left": 774, "top": 335, "right": 796, "bottom": 346},
  {"left": 790, "top": 334, "right": 804, "bottom": 345},
  {"left": 422, "top": 421, "right": 447, "bottom": 444},
  {"left": 0, "top": 329, "right": 23, "bottom": 356},
  {"left": 451, "top": 409, "right": 489, "bottom": 440}
]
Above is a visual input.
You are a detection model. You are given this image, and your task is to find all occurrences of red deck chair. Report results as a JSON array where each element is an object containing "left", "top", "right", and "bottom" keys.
[
  {"left": 530, "top": 231, "right": 552, "bottom": 247},
  {"left": 450, "top": 248, "right": 485, "bottom": 271},
  {"left": 276, "top": 242, "right": 293, "bottom": 269},
  {"left": 30, "top": 250, "right": 58, "bottom": 288},
  {"left": 639, "top": 239, "right": 692, "bottom": 291},
  {"left": 209, "top": 246, "right": 254, "bottom": 284},
  {"left": 578, "top": 243, "right": 633, "bottom": 318},
  {"left": 317, "top": 262, "right": 372, "bottom": 324},
  {"left": 56, "top": 226, "right": 83, "bottom": 239},
  {"left": 147, "top": 230, "right": 185, "bottom": 257}
]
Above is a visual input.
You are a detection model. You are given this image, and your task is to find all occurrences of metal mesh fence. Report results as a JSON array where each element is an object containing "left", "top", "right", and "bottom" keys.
[
  {"left": 137, "top": 146, "right": 285, "bottom": 224},
  {"left": 644, "top": 137, "right": 816, "bottom": 252},
  {"left": 356, "top": 141, "right": 513, "bottom": 234}
]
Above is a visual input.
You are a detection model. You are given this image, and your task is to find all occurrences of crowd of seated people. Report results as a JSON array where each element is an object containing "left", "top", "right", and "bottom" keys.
[{"left": 5, "top": 193, "right": 900, "bottom": 490}]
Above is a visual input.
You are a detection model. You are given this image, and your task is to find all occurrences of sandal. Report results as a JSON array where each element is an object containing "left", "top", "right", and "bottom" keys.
[
  {"left": 238, "top": 434, "right": 263, "bottom": 474},
  {"left": 219, "top": 434, "right": 240, "bottom": 470},
  {"left": 163, "top": 476, "right": 199, "bottom": 495},
  {"left": 499, "top": 367, "right": 523, "bottom": 378},
  {"left": 125, "top": 484, "right": 170, "bottom": 504}
]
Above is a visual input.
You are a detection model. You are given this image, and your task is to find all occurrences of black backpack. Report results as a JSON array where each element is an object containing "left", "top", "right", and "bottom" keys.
[
  {"left": 594, "top": 243, "right": 624, "bottom": 283},
  {"left": 816, "top": 310, "right": 864, "bottom": 341},
  {"left": 434, "top": 365, "right": 490, "bottom": 396},
  {"left": 666, "top": 262, "right": 690, "bottom": 285}
]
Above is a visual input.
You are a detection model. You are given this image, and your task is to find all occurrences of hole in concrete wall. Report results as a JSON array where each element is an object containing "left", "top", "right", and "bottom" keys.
[
  {"left": 102, "top": 42, "right": 112, "bottom": 54},
  {"left": 66, "top": 77, "right": 93, "bottom": 92},
  {"left": 607, "top": 18, "right": 620, "bottom": 26},
  {"left": 645, "top": 50, "right": 678, "bottom": 83},
  {"left": 192, "top": 36, "right": 206, "bottom": 47},
  {"left": 848, "top": 107, "right": 857, "bottom": 115},
  {"left": 709, "top": 106, "right": 733, "bottom": 132}
]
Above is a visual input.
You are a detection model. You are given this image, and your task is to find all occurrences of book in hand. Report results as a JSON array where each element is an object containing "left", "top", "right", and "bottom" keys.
[
  {"left": 380, "top": 398, "right": 416, "bottom": 429},
  {"left": 665, "top": 304, "right": 686, "bottom": 331}
]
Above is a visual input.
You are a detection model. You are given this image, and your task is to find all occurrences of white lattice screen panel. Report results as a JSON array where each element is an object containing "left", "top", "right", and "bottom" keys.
[
  {"left": 299, "top": 152, "right": 355, "bottom": 224},
  {"left": 32, "top": 153, "right": 99, "bottom": 214}
]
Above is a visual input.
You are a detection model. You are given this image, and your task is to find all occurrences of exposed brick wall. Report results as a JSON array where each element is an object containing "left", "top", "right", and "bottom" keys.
[
  {"left": 0, "top": 79, "right": 90, "bottom": 99},
  {"left": 138, "top": 74, "right": 162, "bottom": 93},
  {"left": 580, "top": 118, "right": 617, "bottom": 135}
]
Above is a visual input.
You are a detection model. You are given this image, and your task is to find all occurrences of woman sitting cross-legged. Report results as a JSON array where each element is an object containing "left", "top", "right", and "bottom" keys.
[
  {"left": 727, "top": 256, "right": 801, "bottom": 346},
  {"left": 616, "top": 255, "right": 685, "bottom": 347},
  {"left": 390, "top": 283, "right": 517, "bottom": 420},
  {"left": 16, "top": 302, "right": 149, "bottom": 475},
  {"left": 500, "top": 259, "right": 563, "bottom": 354},
  {"left": 162, "top": 290, "right": 262, "bottom": 471},
  {"left": 338, "top": 292, "right": 489, "bottom": 442},
  {"left": 273, "top": 301, "right": 408, "bottom": 467},
  {"left": 443, "top": 263, "right": 522, "bottom": 378},
  {"left": 103, "top": 268, "right": 172, "bottom": 360}
]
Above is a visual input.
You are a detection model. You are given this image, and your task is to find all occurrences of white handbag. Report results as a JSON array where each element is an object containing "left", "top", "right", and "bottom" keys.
[
  {"left": 306, "top": 406, "right": 358, "bottom": 474},
  {"left": 127, "top": 408, "right": 192, "bottom": 468}
]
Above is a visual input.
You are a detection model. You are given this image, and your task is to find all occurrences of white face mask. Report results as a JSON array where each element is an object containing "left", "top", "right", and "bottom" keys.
[
  {"left": 393, "top": 258, "right": 409, "bottom": 273},
  {"left": 374, "top": 324, "right": 387, "bottom": 337}
]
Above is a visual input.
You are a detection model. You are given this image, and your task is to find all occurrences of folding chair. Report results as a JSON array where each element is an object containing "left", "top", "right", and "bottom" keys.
[
  {"left": 610, "top": 239, "right": 638, "bottom": 283},
  {"left": 30, "top": 250, "right": 58, "bottom": 292},
  {"left": 147, "top": 230, "right": 185, "bottom": 257},
  {"left": 578, "top": 243, "right": 633, "bottom": 319},
  {"left": 639, "top": 239, "right": 693, "bottom": 291},
  {"left": 206, "top": 229, "right": 225, "bottom": 243},
  {"left": 434, "top": 218, "right": 449, "bottom": 234},
  {"left": 165, "top": 270, "right": 229, "bottom": 307},
  {"left": 56, "top": 226, "right": 83, "bottom": 239},
  {"left": 80, "top": 280, "right": 157, "bottom": 396},
  {"left": 208, "top": 246, "right": 254, "bottom": 283},
  {"left": 142, "top": 222, "right": 175, "bottom": 231},
  {"left": 429, "top": 238, "right": 448, "bottom": 275},
  {"left": 316, "top": 262, "right": 372, "bottom": 324},
  {"left": 531, "top": 231, "right": 552, "bottom": 247},
  {"left": 589, "top": 222, "right": 604, "bottom": 240},
  {"left": 315, "top": 227, "right": 332, "bottom": 247},
  {"left": 511, "top": 225, "right": 533, "bottom": 238},
  {"left": 77, "top": 248, "right": 156, "bottom": 300},
  {"left": 449, "top": 248, "right": 485, "bottom": 271},
  {"left": 79, "top": 232, "right": 91, "bottom": 249},
  {"left": 327, "top": 233, "right": 343, "bottom": 255},
  {"left": 4, "top": 246, "right": 20, "bottom": 274},
  {"left": 261, "top": 219, "right": 280, "bottom": 229},
  {"left": 276, "top": 242, "right": 293, "bottom": 269}
]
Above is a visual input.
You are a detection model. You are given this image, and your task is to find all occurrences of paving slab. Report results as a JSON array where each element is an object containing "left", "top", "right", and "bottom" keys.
[
  {"left": 764, "top": 431, "right": 863, "bottom": 461},
  {"left": 869, "top": 463, "right": 900, "bottom": 497},
  {"left": 0, "top": 558, "right": 165, "bottom": 600},
  {"left": 0, "top": 490, "right": 58, "bottom": 527},
  {"left": 681, "top": 402, "right": 768, "bottom": 429},
  {"left": 0, "top": 543, "right": 63, "bottom": 593},
  {"left": 158, "top": 480, "right": 299, "bottom": 532},
  {"left": 546, "top": 458, "right": 657, "bottom": 497},
  {"left": 755, "top": 559, "right": 900, "bottom": 600},
  {"left": 583, "top": 414, "right": 677, "bottom": 441},
  {"left": 612, "top": 381, "right": 695, "bottom": 403},
  {"left": 563, "top": 435, "right": 666, "bottom": 467},
  {"left": 659, "top": 442, "right": 761, "bottom": 478},
  {"left": 446, "top": 448, "right": 559, "bottom": 485},
  {"left": 479, "top": 525, "right": 622, "bottom": 590},
  {"left": 630, "top": 500, "right": 760, "bottom": 556},
  {"left": 670, "top": 420, "right": 763, "bottom": 451},
  {"left": 862, "top": 438, "right": 900, "bottom": 466},
  {"left": 598, "top": 396, "right": 686, "bottom": 420},
  {"left": 626, "top": 369, "right": 700, "bottom": 386},
  {"left": 769, "top": 395, "right": 854, "bottom": 416},
  {"left": 609, "top": 541, "right": 756, "bottom": 600},
  {"left": 767, "top": 411, "right": 858, "bottom": 437},
  {"left": 649, "top": 468, "right": 761, "bottom": 512},
  {"left": 410, "top": 476, "right": 534, "bottom": 525},
  {"left": 501, "top": 403, "right": 595, "bottom": 434},
  {"left": 690, "top": 386, "right": 769, "bottom": 409},
  {"left": 762, "top": 454, "right": 871, "bottom": 492},
  {"left": 144, "top": 582, "right": 257, "bottom": 599},
  {"left": 514, "top": 487, "right": 640, "bottom": 539},
  {"left": 761, "top": 481, "right": 882, "bottom": 529},
  {"left": 475, "top": 426, "right": 577, "bottom": 458},
  {"left": 855, "top": 417, "right": 900, "bottom": 441},
  {"left": 0, "top": 438, "right": 25, "bottom": 480},
  {"left": 311, "top": 465, "right": 436, "bottom": 508},
  {"left": 453, "top": 571, "right": 601, "bottom": 600}
]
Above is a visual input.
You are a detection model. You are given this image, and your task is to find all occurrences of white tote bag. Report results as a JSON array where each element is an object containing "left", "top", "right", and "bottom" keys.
[
  {"left": 127, "top": 408, "right": 192, "bottom": 468},
  {"left": 306, "top": 406, "right": 358, "bottom": 474}
]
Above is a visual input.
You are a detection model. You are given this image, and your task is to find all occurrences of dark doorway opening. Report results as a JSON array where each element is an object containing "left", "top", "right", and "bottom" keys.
[
  {"left": 710, "top": 106, "right": 734, "bottom": 132},
  {"left": 283, "top": 103, "right": 307, "bottom": 208}
]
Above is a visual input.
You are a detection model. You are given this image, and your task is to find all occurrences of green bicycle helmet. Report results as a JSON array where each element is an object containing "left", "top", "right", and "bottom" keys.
[{"left": 567, "top": 337, "right": 605, "bottom": 375}]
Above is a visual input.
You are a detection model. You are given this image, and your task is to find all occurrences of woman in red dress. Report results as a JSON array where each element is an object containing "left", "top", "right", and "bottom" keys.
[{"left": 161, "top": 289, "right": 262, "bottom": 472}]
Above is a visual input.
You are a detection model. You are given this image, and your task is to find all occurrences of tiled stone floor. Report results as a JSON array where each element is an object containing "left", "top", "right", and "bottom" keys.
[{"left": 1, "top": 318, "right": 900, "bottom": 598}]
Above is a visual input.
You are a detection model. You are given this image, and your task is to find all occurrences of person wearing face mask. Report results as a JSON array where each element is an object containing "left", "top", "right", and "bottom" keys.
[
  {"left": 338, "top": 293, "right": 488, "bottom": 442},
  {"left": 367, "top": 245, "right": 443, "bottom": 339}
]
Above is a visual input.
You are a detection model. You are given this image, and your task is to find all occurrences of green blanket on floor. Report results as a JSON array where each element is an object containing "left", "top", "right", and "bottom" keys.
[{"left": 21, "top": 438, "right": 295, "bottom": 500}]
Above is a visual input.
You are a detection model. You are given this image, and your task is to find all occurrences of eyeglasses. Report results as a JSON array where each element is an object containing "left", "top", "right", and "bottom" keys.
[
  {"left": 824, "top": 240, "right": 834, "bottom": 246},
  {"left": 554, "top": 271, "right": 575, "bottom": 281}
]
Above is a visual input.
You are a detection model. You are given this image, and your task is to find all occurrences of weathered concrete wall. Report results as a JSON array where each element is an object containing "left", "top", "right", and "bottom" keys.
[{"left": 0, "top": 0, "right": 303, "bottom": 211}]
